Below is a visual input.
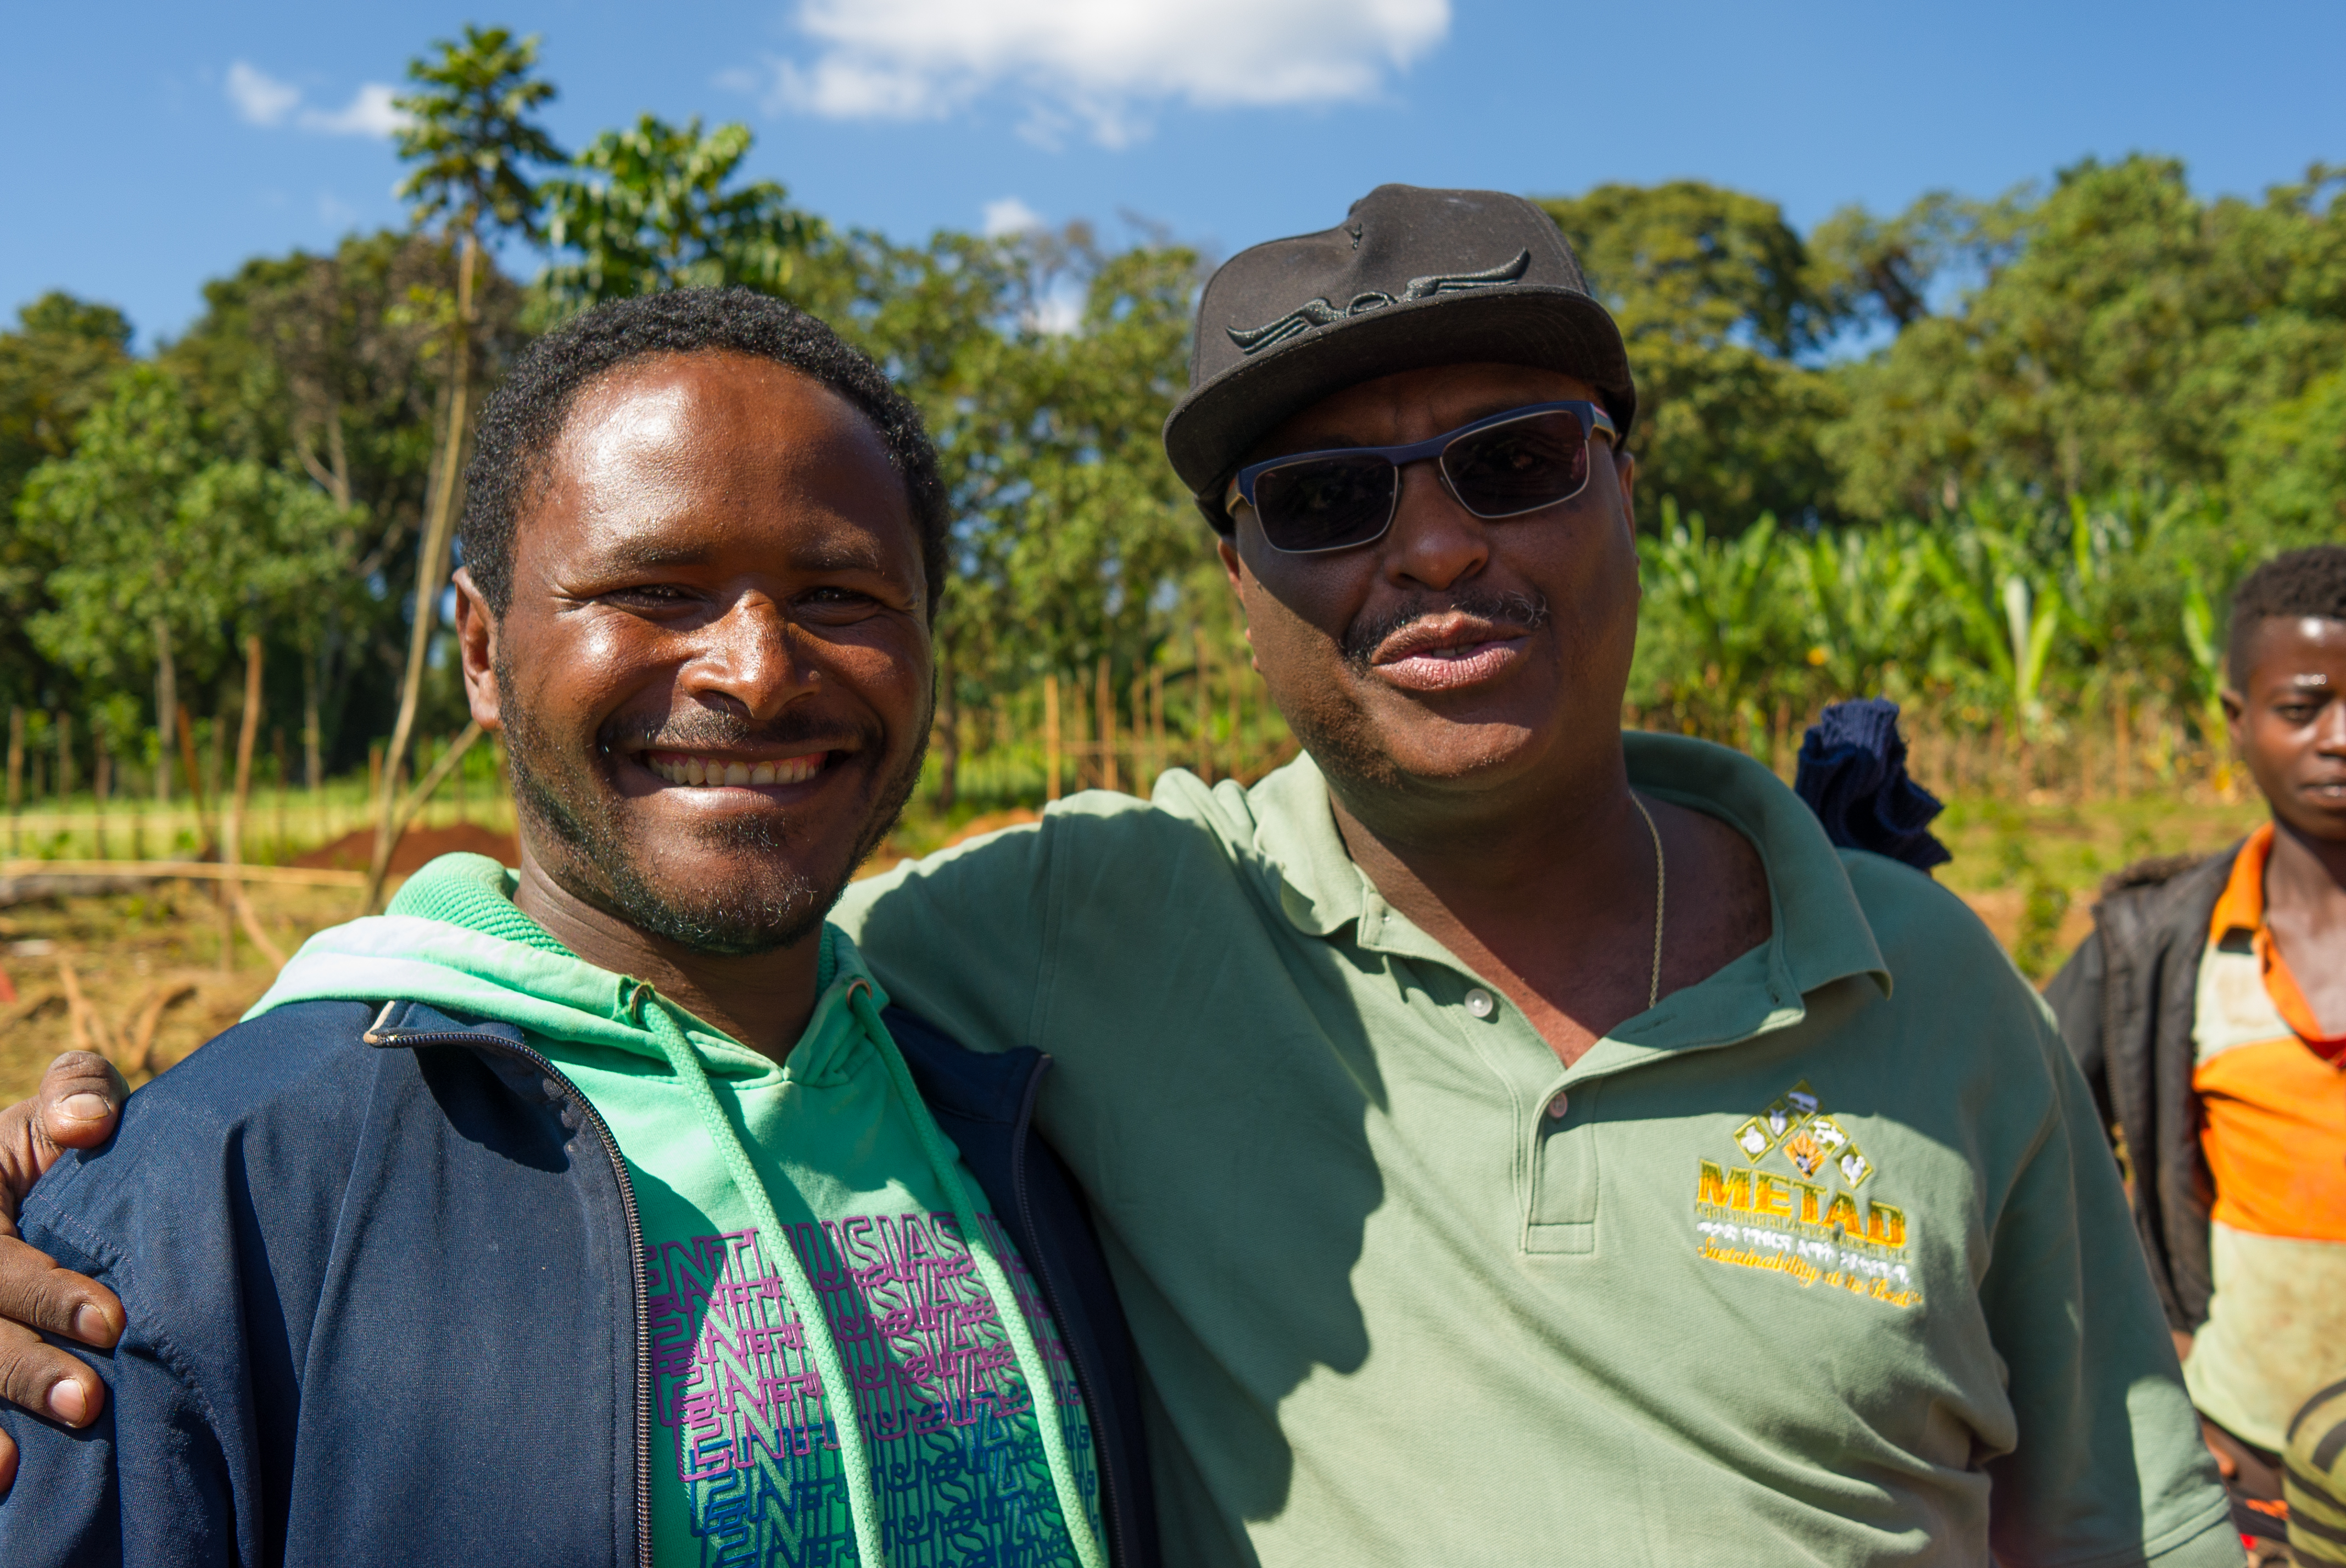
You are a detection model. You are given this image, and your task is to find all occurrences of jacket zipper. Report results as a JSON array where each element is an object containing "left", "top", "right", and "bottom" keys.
[
  {"left": 1007, "top": 1052, "right": 1130, "bottom": 1568},
  {"left": 388, "top": 1029, "right": 653, "bottom": 1568}
]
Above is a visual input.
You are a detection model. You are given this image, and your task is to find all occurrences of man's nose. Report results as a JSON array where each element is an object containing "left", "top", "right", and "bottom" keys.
[
  {"left": 1380, "top": 458, "right": 1489, "bottom": 591},
  {"left": 2315, "top": 696, "right": 2346, "bottom": 754},
  {"left": 681, "top": 595, "right": 816, "bottom": 721}
]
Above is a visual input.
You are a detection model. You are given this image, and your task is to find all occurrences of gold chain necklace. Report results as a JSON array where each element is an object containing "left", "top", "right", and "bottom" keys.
[{"left": 1629, "top": 793, "right": 1666, "bottom": 1009}]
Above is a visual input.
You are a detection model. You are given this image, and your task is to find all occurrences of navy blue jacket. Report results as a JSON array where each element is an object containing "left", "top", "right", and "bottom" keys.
[{"left": 0, "top": 998, "right": 1158, "bottom": 1568}]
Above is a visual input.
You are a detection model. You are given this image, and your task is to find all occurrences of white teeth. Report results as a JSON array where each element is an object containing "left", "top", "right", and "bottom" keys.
[{"left": 649, "top": 753, "right": 824, "bottom": 788}]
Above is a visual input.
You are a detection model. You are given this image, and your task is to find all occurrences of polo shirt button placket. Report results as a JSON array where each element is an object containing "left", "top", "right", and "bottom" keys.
[{"left": 1545, "top": 1091, "right": 1569, "bottom": 1119}]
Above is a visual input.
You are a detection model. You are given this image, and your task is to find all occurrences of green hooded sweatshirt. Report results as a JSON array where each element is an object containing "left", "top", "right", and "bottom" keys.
[{"left": 248, "top": 853, "right": 1104, "bottom": 1568}]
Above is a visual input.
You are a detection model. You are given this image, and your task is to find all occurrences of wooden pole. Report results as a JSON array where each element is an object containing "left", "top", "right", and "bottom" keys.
[
  {"left": 223, "top": 634, "right": 285, "bottom": 969},
  {"left": 1043, "top": 674, "right": 1061, "bottom": 804},
  {"left": 2114, "top": 680, "right": 2131, "bottom": 802},
  {"left": 5, "top": 707, "right": 20, "bottom": 856},
  {"left": 152, "top": 616, "right": 174, "bottom": 807},
  {"left": 1149, "top": 665, "right": 1165, "bottom": 788},
  {"left": 176, "top": 704, "right": 215, "bottom": 860},
  {"left": 1193, "top": 629, "right": 1214, "bottom": 784},
  {"left": 272, "top": 729, "right": 289, "bottom": 859},
  {"left": 92, "top": 743, "right": 111, "bottom": 861},
  {"left": 1227, "top": 653, "right": 1244, "bottom": 783},
  {"left": 1096, "top": 657, "right": 1117, "bottom": 794},
  {"left": 55, "top": 713, "right": 74, "bottom": 808}
]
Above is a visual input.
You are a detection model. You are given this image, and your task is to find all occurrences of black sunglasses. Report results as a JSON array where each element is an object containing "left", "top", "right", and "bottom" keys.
[{"left": 1227, "top": 400, "right": 1619, "bottom": 555}]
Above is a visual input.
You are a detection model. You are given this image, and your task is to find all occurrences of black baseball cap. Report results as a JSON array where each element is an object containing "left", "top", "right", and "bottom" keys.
[{"left": 1163, "top": 183, "right": 1635, "bottom": 530}]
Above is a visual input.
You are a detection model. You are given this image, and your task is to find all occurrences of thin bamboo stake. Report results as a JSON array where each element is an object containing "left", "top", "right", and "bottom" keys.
[
  {"left": 366, "top": 232, "right": 479, "bottom": 914},
  {"left": 1193, "top": 629, "right": 1214, "bottom": 784},
  {"left": 2114, "top": 682, "right": 2131, "bottom": 802},
  {"left": 1227, "top": 654, "right": 1244, "bottom": 783},
  {"left": 92, "top": 744, "right": 110, "bottom": 860},
  {"left": 5, "top": 707, "right": 20, "bottom": 855},
  {"left": 1149, "top": 665, "right": 1165, "bottom": 783},
  {"left": 1043, "top": 675, "right": 1062, "bottom": 804},
  {"left": 1096, "top": 657, "right": 1118, "bottom": 794},
  {"left": 224, "top": 634, "right": 286, "bottom": 970},
  {"left": 175, "top": 705, "right": 216, "bottom": 860},
  {"left": 389, "top": 719, "right": 484, "bottom": 845}
]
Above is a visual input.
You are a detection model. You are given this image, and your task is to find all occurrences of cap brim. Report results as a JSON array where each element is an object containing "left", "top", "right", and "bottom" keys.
[{"left": 1161, "top": 286, "right": 1635, "bottom": 500}]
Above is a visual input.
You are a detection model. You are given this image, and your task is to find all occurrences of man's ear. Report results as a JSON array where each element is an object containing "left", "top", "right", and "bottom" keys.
[
  {"left": 1216, "top": 535, "right": 1244, "bottom": 592},
  {"left": 1613, "top": 447, "right": 1638, "bottom": 535},
  {"left": 450, "top": 568, "right": 503, "bottom": 734}
]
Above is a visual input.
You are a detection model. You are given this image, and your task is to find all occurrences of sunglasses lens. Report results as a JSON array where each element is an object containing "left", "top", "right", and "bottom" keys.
[
  {"left": 1444, "top": 411, "right": 1590, "bottom": 518},
  {"left": 1252, "top": 455, "right": 1398, "bottom": 552}
]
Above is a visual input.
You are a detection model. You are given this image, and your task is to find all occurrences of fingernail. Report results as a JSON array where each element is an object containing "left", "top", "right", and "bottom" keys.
[
  {"left": 72, "top": 1305, "right": 112, "bottom": 1343},
  {"left": 46, "top": 1379, "right": 88, "bottom": 1425},
  {"left": 58, "top": 1094, "right": 110, "bottom": 1122}
]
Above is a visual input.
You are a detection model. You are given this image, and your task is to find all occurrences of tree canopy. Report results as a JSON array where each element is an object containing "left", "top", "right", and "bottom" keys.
[{"left": 3, "top": 30, "right": 2336, "bottom": 806}]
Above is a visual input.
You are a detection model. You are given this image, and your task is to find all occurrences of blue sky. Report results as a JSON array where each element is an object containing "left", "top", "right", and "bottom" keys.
[{"left": 5, "top": 0, "right": 2339, "bottom": 348}]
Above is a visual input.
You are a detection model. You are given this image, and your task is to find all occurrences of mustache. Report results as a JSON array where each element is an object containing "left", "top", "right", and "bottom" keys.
[
  {"left": 599, "top": 705, "right": 882, "bottom": 757},
  {"left": 1338, "top": 589, "right": 1550, "bottom": 668}
]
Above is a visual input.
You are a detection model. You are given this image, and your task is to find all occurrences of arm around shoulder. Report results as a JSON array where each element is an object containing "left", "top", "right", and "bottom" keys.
[{"left": 0, "top": 1204, "right": 241, "bottom": 1567}]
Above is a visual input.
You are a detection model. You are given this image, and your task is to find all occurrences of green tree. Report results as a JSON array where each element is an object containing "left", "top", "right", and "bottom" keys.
[
  {"left": 1536, "top": 182, "right": 1847, "bottom": 527},
  {"left": 163, "top": 231, "right": 527, "bottom": 778},
  {"left": 0, "top": 294, "right": 133, "bottom": 708},
  {"left": 1825, "top": 157, "right": 2346, "bottom": 518},
  {"left": 15, "top": 368, "right": 356, "bottom": 799},
  {"left": 538, "top": 116, "right": 825, "bottom": 316},
  {"left": 2231, "top": 365, "right": 2346, "bottom": 540}
]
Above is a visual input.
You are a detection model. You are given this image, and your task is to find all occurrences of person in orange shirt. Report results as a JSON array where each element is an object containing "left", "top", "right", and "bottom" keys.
[{"left": 2052, "top": 544, "right": 2346, "bottom": 1563}]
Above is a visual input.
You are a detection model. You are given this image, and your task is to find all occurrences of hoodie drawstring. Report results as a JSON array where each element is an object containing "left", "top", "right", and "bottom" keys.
[
  {"left": 632, "top": 984, "right": 889, "bottom": 1568},
  {"left": 630, "top": 981, "right": 1105, "bottom": 1568},
  {"left": 848, "top": 981, "right": 1106, "bottom": 1568}
]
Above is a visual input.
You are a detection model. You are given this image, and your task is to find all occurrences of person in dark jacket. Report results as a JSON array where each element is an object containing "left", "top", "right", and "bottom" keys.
[
  {"left": 0, "top": 290, "right": 1154, "bottom": 1568},
  {"left": 2048, "top": 544, "right": 2346, "bottom": 1561}
]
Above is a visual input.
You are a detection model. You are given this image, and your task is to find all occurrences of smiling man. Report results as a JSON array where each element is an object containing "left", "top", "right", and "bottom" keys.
[
  {"left": 0, "top": 292, "right": 1147, "bottom": 1568},
  {"left": 0, "top": 188, "right": 2232, "bottom": 1567}
]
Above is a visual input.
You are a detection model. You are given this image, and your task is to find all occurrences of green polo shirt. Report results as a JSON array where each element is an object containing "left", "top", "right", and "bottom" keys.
[{"left": 835, "top": 732, "right": 2232, "bottom": 1567}]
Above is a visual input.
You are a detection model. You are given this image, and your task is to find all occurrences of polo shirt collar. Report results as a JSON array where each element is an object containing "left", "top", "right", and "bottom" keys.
[{"left": 1245, "top": 732, "right": 1892, "bottom": 1007}]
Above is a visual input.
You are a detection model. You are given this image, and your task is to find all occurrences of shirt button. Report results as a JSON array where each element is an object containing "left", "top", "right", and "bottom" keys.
[
  {"left": 1545, "top": 1091, "right": 1571, "bottom": 1120},
  {"left": 1465, "top": 988, "right": 1496, "bottom": 1018}
]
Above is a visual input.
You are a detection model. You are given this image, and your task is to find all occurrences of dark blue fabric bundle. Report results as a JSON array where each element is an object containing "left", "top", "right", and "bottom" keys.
[{"left": 1792, "top": 698, "right": 1951, "bottom": 873}]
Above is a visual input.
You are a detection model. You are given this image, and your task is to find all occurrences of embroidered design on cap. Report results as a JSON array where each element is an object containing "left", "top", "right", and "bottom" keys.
[{"left": 1226, "top": 249, "right": 1534, "bottom": 355}]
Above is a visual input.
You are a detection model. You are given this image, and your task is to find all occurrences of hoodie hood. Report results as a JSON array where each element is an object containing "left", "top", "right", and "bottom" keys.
[{"left": 247, "top": 852, "right": 859, "bottom": 1083}]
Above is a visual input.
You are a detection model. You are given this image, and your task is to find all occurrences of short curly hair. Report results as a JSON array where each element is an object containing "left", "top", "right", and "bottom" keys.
[
  {"left": 460, "top": 288, "right": 948, "bottom": 618},
  {"left": 2227, "top": 544, "right": 2346, "bottom": 678}
]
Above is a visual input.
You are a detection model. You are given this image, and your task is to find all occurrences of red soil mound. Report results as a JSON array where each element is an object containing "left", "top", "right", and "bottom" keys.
[{"left": 293, "top": 822, "right": 520, "bottom": 875}]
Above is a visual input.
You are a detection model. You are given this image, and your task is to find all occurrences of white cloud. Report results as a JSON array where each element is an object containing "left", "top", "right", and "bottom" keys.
[
  {"left": 762, "top": 0, "right": 1450, "bottom": 147},
  {"left": 225, "top": 62, "right": 406, "bottom": 138},
  {"left": 226, "top": 60, "right": 300, "bottom": 127},
  {"left": 981, "top": 196, "right": 1045, "bottom": 237},
  {"left": 1027, "top": 284, "right": 1082, "bottom": 335},
  {"left": 299, "top": 83, "right": 407, "bottom": 138}
]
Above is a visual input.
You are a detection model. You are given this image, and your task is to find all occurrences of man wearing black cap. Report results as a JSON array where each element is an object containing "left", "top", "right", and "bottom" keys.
[
  {"left": 0, "top": 187, "right": 2232, "bottom": 1565},
  {"left": 841, "top": 184, "right": 2231, "bottom": 1565}
]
